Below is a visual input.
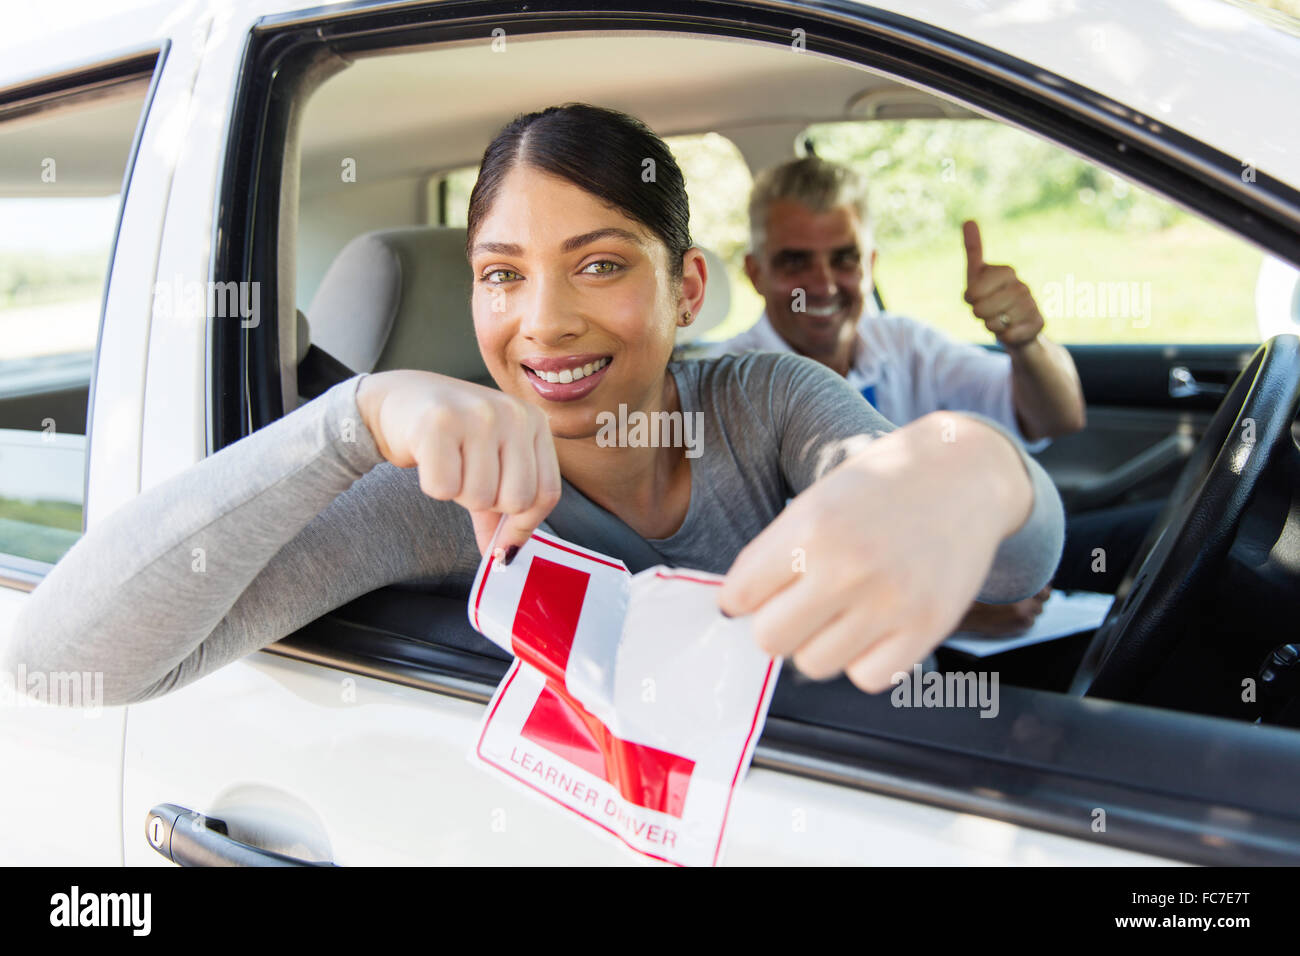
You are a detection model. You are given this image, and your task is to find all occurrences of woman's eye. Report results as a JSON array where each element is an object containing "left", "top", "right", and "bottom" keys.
[
  {"left": 480, "top": 268, "right": 522, "bottom": 283},
  {"left": 582, "top": 260, "right": 622, "bottom": 275}
]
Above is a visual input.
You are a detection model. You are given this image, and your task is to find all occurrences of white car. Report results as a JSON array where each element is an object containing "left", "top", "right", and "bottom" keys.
[{"left": 2, "top": 0, "right": 1299, "bottom": 866}]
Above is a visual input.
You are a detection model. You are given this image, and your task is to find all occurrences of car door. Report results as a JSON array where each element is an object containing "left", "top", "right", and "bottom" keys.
[
  {"left": 115, "top": 0, "right": 1300, "bottom": 867},
  {"left": 0, "top": 43, "right": 169, "bottom": 863},
  {"left": 114, "top": 0, "right": 660, "bottom": 867},
  {"left": 1042, "top": 343, "right": 1259, "bottom": 512}
]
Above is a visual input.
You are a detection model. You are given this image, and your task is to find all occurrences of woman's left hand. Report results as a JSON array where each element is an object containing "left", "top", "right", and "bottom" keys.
[{"left": 716, "top": 412, "right": 1033, "bottom": 693}]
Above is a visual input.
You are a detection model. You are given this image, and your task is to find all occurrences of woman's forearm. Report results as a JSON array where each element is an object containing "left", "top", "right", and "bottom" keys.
[
  {"left": 1, "top": 375, "right": 388, "bottom": 706},
  {"left": 933, "top": 411, "right": 1034, "bottom": 540},
  {"left": 943, "top": 410, "right": 1065, "bottom": 603}
]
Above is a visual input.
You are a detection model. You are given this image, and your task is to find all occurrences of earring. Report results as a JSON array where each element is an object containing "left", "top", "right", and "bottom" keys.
[{"left": 682, "top": 310, "right": 694, "bottom": 325}]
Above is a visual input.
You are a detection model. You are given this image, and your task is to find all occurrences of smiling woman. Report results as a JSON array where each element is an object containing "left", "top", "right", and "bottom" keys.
[{"left": 4, "top": 102, "right": 1064, "bottom": 706}]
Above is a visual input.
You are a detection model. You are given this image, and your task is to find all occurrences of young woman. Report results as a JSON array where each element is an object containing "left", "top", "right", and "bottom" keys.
[{"left": 3, "top": 103, "right": 1063, "bottom": 706}]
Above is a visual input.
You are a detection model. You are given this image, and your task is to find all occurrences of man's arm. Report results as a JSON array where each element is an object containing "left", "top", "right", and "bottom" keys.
[
  {"left": 962, "top": 220, "right": 1086, "bottom": 441},
  {"left": 1007, "top": 334, "right": 1087, "bottom": 441}
]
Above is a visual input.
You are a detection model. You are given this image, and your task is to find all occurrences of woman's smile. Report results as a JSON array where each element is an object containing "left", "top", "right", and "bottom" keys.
[{"left": 520, "top": 352, "right": 614, "bottom": 402}]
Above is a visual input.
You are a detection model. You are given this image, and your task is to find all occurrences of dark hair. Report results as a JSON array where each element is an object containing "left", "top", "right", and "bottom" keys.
[{"left": 466, "top": 102, "right": 692, "bottom": 282}]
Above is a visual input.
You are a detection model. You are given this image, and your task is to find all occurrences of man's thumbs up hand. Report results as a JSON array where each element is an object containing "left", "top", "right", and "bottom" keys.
[
  {"left": 963, "top": 219, "right": 986, "bottom": 287},
  {"left": 961, "top": 219, "right": 1043, "bottom": 350}
]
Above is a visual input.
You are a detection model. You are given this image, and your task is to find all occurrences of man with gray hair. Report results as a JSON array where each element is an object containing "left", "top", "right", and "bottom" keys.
[
  {"left": 710, "top": 155, "right": 1086, "bottom": 449},
  {"left": 708, "top": 155, "right": 1099, "bottom": 632}
]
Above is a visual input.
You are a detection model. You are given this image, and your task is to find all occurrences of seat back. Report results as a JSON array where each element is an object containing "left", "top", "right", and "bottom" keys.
[{"left": 307, "top": 225, "right": 489, "bottom": 382}]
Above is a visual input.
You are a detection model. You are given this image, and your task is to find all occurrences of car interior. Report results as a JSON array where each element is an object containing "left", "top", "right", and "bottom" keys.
[{"left": 260, "top": 27, "right": 1300, "bottom": 738}]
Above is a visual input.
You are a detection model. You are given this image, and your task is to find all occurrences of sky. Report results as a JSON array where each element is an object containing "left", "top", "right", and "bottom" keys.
[{"left": 0, "top": 197, "right": 121, "bottom": 255}]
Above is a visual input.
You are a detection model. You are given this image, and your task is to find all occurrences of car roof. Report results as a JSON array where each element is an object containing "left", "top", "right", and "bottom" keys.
[
  {"left": 2, "top": 0, "right": 1298, "bottom": 192},
  {"left": 295, "top": 33, "right": 977, "bottom": 195}
]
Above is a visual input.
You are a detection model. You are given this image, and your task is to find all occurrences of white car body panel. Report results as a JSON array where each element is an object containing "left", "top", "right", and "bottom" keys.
[
  {"left": 90, "top": 22, "right": 216, "bottom": 520},
  {"left": 2, "top": 0, "right": 1296, "bottom": 865},
  {"left": 138, "top": 12, "right": 234, "bottom": 491},
  {"left": 121, "top": 655, "right": 1173, "bottom": 865}
]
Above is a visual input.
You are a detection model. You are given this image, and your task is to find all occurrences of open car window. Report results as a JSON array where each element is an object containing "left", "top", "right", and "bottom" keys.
[
  {"left": 0, "top": 68, "right": 153, "bottom": 575},
  {"left": 211, "top": 6, "right": 1300, "bottom": 864}
]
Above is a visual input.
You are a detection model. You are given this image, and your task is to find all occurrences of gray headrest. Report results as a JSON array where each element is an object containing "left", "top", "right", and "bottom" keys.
[{"left": 306, "top": 226, "right": 486, "bottom": 381}]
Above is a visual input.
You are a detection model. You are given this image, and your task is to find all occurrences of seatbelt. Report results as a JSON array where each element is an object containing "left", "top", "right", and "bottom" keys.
[
  {"left": 298, "top": 344, "right": 356, "bottom": 400},
  {"left": 541, "top": 478, "right": 672, "bottom": 574}
]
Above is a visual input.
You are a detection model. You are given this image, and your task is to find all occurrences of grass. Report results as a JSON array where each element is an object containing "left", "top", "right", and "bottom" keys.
[
  {"left": 873, "top": 208, "right": 1264, "bottom": 345},
  {"left": 0, "top": 499, "right": 83, "bottom": 564}
]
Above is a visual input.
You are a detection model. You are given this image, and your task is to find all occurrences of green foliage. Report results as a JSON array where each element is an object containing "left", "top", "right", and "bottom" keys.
[
  {"left": 671, "top": 132, "right": 754, "bottom": 265},
  {"left": 0, "top": 499, "right": 82, "bottom": 564},
  {"left": 0, "top": 497, "right": 82, "bottom": 532},
  {"left": 667, "top": 133, "right": 764, "bottom": 339},
  {"left": 0, "top": 251, "right": 107, "bottom": 309},
  {"left": 878, "top": 207, "right": 1262, "bottom": 345},
  {"left": 804, "top": 120, "right": 1181, "bottom": 252}
]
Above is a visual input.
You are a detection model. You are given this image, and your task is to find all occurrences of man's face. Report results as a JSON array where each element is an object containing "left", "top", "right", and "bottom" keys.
[{"left": 745, "top": 199, "right": 874, "bottom": 361}]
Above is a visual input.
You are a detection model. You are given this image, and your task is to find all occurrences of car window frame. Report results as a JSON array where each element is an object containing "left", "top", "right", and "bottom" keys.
[
  {"left": 0, "top": 46, "right": 167, "bottom": 592},
  {"left": 211, "top": 0, "right": 1300, "bottom": 864}
]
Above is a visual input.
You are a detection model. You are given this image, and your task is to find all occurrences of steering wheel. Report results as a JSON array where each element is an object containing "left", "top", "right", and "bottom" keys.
[{"left": 1070, "top": 334, "right": 1300, "bottom": 701}]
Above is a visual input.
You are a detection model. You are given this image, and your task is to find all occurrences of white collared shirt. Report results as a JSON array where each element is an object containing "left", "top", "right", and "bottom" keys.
[{"left": 703, "top": 310, "right": 1051, "bottom": 452}]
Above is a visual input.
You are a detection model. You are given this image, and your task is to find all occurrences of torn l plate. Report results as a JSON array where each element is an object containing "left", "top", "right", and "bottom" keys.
[{"left": 467, "top": 529, "right": 780, "bottom": 866}]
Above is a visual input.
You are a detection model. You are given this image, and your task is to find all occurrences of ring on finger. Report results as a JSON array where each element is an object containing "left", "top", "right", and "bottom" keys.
[{"left": 997, "top": 313, "right": 1011, "bottom": 329}]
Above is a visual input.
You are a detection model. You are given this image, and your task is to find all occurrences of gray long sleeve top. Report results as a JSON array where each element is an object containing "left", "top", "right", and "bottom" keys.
[{"left": 2, "top": 351, "right": 1064, "bottom": 706}]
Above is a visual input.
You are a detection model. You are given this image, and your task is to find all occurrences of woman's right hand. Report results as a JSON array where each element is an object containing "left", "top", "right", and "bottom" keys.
[{"left": 356, "top": 370, "right": 561, "bottom": 559}]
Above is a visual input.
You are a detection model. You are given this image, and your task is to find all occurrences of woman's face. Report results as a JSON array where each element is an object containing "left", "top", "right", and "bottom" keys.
[{"left": 469, "top": 163, "right": 697, "bottom": 439}]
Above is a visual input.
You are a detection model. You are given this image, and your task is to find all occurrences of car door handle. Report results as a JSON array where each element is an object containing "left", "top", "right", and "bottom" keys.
[
  {"left": 145, "top": 804, "right": 337, "bottom": 867},
  {"left": 1169, "top": 365, "right": 1229, "bottom": 398},
  {"left": 1066, "top": 433, "right": 1195, "bottom": 511}
]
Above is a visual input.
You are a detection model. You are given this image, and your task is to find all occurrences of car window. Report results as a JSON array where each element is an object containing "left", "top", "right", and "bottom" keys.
[
  {"left": 428, "top": 164, "right": 475, "bottom": 228},
  {"left": 661, "top": 133, "right": 760, "bottom": 340},
  {"left": 0, "top": 79, "right": 151, "bottom": 566},
  {"left": 222, "top": 12, "right": 1300, "bottom": 862},
  {"left": 802, "top": 118, "right": 1268, "bottom": 346}
]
